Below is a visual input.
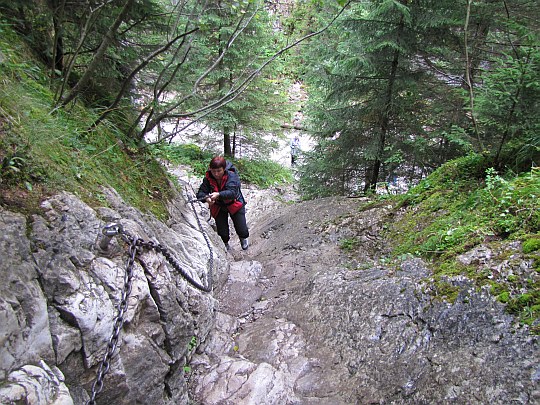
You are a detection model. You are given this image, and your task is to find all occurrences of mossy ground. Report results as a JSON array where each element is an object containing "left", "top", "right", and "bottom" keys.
[{"left": 379, "top": 155, "right": 539, "bottom": 332}]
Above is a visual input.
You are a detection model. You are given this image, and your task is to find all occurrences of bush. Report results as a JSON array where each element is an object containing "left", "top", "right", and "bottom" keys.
[
  {"left": 150, "top": 143, "right": 293, "bottom": 188},
  {"left": 234, "top": 158, "right": 293, "bottom": 188}
]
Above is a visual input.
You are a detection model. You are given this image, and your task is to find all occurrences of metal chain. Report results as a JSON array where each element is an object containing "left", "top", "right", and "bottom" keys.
[
  {"left": 88, "top": 236, "right": 138, "bottom": 405},
  {"left": 188, "top": 197, "right": 214, "bottom": 291},
  {"left": 87, "top": 199, "right": 214, "bottom": 404}
]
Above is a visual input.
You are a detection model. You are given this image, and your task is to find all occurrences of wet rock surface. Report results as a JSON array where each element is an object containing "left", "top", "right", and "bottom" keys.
[
  {"left": 1, "top": 167, "right": 538, "bottom": 404},
  {"left": 188, "top": 195, "right": 539, "bottom": 404}
]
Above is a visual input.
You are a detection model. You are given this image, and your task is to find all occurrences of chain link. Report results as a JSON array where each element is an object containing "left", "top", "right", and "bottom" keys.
[
  {"left": 88, "top": 199, "right": 214, "bottom": 404},
  {"left": 187, "top": 198, "right": 214, "bottom": 291},
  {"left": 88, "top": 237, "right": 138, "bottom": 405}
]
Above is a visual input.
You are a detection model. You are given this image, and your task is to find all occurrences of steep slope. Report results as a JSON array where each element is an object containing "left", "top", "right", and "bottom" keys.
[
  {"left": 1, "top": 167, "right": 538, "bottom": 404},
  {"left": 0, "top": 182, "right": 228, "bottom": 404},
  {"left": 188, "top": 195, "right": 539, "bottom": 404}
]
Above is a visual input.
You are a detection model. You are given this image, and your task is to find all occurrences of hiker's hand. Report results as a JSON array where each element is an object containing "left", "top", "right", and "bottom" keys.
[{"left": 209, "top": 192, "right": 220, "bottom": 201}]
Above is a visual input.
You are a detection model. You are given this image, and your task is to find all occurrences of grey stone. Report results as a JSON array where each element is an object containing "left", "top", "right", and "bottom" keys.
[
  {"left": 0, "top": 181, "right": 227, "bottom": 404},
  {"left": 188, "top": 195, "right": 539, "bottom": 405},
  {"left": 1, "top": 175, "right": 538, "bottom": 405},
  {"left": 0, "top": 361, "right": 73, "bottom": 405}
]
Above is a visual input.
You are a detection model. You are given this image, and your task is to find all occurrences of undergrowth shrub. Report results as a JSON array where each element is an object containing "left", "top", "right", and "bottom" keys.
[
  {"left": 393, "top": 155, "right": 539, "bottom": 259},
  {"left": 151, "top": 143, "right": 293, "bottom": 188}
]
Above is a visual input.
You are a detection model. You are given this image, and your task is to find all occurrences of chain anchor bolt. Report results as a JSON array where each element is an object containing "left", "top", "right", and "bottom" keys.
[{"left": 98, "top": 222, "right": 124, "bottom": 251}]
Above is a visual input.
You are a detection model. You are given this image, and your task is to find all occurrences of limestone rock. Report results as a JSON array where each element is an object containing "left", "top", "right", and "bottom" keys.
[
  {"left": 0, "top": 183, "right": 227, "bottom": 404},
  {"left": 0, "top": 361, "right": 72, "bottom": 405},
  {"left": 2, "top": 180, "right": 538, "bottom": 404},
  {"left": 188, "top": 196, "right": 539, "bottom": 404}
]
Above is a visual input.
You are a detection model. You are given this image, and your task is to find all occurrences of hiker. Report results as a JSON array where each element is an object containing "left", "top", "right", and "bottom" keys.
[
  {"left": 290, "top": 136, "right": 300, "bottom": 165},
  {"left": 197, "top": 156, "right": 249, "bottom": 250}
]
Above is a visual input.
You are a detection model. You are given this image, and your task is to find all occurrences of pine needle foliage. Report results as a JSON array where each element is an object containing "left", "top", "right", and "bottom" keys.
[{"left": 297, "top": 0, "right": 540, "bottom": 197}]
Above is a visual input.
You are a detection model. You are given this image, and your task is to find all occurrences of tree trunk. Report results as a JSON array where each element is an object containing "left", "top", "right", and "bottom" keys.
[
  {"left": 50, "top": 0, "right": 65, "bottom": 73},
  {"left": 223, "top": 127, "right": 232, "bottom": 156},
  {"left": 463, "top": 0, "right": 483, "bottom": 150},
  {"left": 59, "top": 0, "right": 135, "bottom": 107},
  {"left": 231, "top": 124, "right": 237, "bottom": 158},
  {"left": 364, "top": 16, "right": 404, "bottom": 193}
]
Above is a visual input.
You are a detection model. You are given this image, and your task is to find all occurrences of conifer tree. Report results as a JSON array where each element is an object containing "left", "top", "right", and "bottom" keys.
[
  {"left": 302, "top": 0, "right": 438, "bottom": 194},
  {"left": 299, "top": 0, "right": 539, "bottom": 196},
  {"left": 189, "top": 0, "right": 291, "bottom": 157}
]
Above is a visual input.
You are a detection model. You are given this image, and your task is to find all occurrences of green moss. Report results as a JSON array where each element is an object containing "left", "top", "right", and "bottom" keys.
[
  {"left": 437, "top": 261, "right": 474, "bottom": 277},
  {"left": 507, "top": 275, "right": 518, "bottom": 283},
  {"left": 523, "top": 237, "right": 540, "bottom": 254},
  {"left": 490, "top": 282, "right": 506, "bottom": 296},
  {"left": 382, "top": 154, "right": 540, "bottom": 332},
  {"left": 340, "top": 237, "right": 360, "bottom": 252},
  {"left": 518, "top": 293, "right": 534, "bottom": 305},
  {"left": 389, "top": 157, "right": 539, "bottom": 261},
  {"left": 534, "top": 256, "right": 540, "bottom": 272},
  {"left": 432, "top": 280, "right": 460, "bottom": 303},
  {"left": 497, "top": 291, "right": 510, "bottom": 303}
]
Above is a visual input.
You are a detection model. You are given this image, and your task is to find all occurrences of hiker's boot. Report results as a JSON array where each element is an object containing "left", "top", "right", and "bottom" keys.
[{"left": 240, "top": 238, "right": 249, "bottom": 250}]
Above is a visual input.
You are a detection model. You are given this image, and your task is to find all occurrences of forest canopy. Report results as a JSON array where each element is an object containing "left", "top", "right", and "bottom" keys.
[
  {"left": 295, "top": 0, "right": 539, "bottom": 196},
  {"left": 0, "top": 0, "right": 538, "bottom": 197}
]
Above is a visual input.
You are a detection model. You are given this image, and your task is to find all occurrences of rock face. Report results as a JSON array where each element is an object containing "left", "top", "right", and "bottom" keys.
[
  {"left": 188, "top": 197, "right": 540, "bottom": 404},
  {"left": 0, "top": 184, "right": 228, "bottom": 404},
  {"left": 1, "top": 179, "right": 539, "bottom": 404}
]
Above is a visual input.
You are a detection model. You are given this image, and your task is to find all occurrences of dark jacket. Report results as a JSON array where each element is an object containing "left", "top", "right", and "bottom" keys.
[{"left": 197, "top": 161, "right": 246, "bottom": 217}]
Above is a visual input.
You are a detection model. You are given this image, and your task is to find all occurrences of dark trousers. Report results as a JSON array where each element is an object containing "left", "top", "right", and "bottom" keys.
[{"left": 215, "top": 206, "right": 249, "bottom": 244}]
